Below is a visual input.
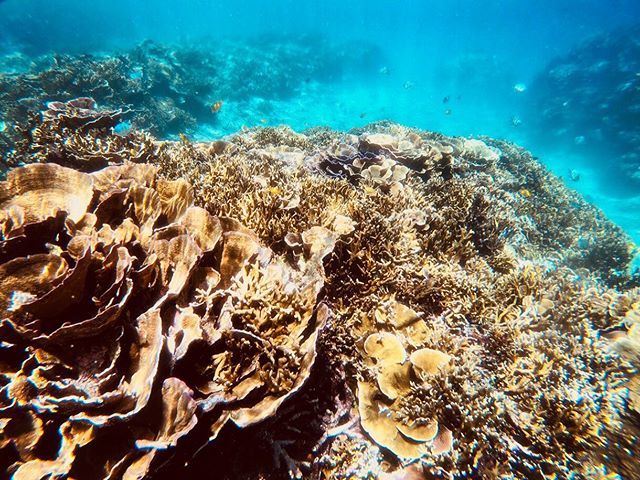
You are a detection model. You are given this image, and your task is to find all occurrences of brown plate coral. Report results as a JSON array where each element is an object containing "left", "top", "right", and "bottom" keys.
[
  {"left": 0, "top": 156, "right": 335, "bottom": 478},
  {"left": 1, "top": 104, "right": 639, "bottom": 479}
]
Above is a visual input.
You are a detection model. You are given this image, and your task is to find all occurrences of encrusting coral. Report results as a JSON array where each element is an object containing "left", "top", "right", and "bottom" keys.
[{"left": 1, "top": 103, "right": 639, "bottom": 479}]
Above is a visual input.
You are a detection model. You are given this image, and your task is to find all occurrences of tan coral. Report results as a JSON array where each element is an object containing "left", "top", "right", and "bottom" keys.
[
  {"left": 356, "top": 301, "right": 455, "bottom": 461},
  {"left": 363, "top": 332, "right": 407, "bottom": 364},
  {"left": 376, "top": 361, "right": 412, "bottom": 400},
  {"left": 0, "top": 163, "right": 93, "bottom": 235},
  {"left": 2, "top": 111, "right": 637, "bottom": 479},
  {"left": 409, "top": 348, "right": 452, "bottom": 377},
  {"left": 0, "top": 160, "right": 332, "bottom": 477},
  {"left": 357, "top": 380, "right": 427, "bottom": 460}
]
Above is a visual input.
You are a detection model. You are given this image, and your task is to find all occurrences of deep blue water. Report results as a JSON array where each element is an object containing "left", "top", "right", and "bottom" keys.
[{"left": 1, "top": 0, "right": 639, "bottom": 247}]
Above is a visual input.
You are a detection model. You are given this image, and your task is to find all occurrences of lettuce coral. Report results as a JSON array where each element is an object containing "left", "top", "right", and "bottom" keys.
[{"left": 0, "top": 157, "right": 333, "bottom": 478}]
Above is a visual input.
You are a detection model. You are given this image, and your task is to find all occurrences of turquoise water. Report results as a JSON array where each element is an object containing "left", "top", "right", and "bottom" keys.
[{"left": 1, "top": 0, "right": 639, "bottom": 244}]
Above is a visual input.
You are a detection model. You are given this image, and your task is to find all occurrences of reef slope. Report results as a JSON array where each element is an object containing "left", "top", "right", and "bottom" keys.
[{"left": 0, "top": 101, "right": 639, "bottom": 480}]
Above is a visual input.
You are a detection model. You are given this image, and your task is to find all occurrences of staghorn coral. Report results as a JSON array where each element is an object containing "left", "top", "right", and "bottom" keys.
[
  {"left": 0, "top": 159, "right": 334, "bottom": 478},
  {"left": 1, "top": 111, "right": 639, "bottom": 479}
]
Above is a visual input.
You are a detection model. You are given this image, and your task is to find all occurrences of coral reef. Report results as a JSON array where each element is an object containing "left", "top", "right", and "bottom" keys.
[
  {"left": 157, "top": 121, "right": 639, "bottom": 478},
  {"left": 527, "top": 24, "right": 640, "bottom": 184},
  {"left": 0, "top": 37, "right": 380, "bottom": 159},
  {"left": 0, "top": 147, "right": 335, "bottom": 477},
  {"left": 1, "top": 108, "right": 639, "bottom": 479},
  {"left": 7, "top": 97, "right": 158, "bottom": 172}
]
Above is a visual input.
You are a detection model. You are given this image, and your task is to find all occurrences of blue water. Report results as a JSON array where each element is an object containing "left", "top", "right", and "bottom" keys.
[{"left": 1, "top": 0, "right": 640, "bottom": 245}]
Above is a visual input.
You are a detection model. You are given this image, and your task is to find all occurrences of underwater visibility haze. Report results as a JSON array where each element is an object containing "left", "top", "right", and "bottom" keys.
[{"left": 0, "top": 1, "right": 639, "bottom": 479}]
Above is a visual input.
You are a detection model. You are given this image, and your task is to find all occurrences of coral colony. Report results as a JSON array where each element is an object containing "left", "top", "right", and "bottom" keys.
[
  {"left": 0, "top": 95, "right": 638, "bottom": 480},
  {"left": 0, "top": 39, "right": 377, "bottom": 162}
]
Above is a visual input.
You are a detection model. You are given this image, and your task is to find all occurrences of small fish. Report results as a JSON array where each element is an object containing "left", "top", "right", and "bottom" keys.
[
  {"left": 442, "top": 95, "right": 450, "bottom": 104},
  {"left": 513, "top": 83, "right": 527, "bottom": 93},
  {"left": 569, "top": 169, "right": 581, "bottom": 182},
  {"left": 379, "top": 66, "right": 390, "bottom": 75},
  {"left": 574, "top": 135, "right": 586, "bottom": 145},
  {"left": 211, "top": 100, "right": 223, "bottom": 113},
  {"left": 403, "top": 81, "right": 414, "bottom": 90},
  {"left": 260, "top": 118, "right": 267, "bottom": 124},
  {"left": 519, "top": 188, "right": 532, "bottom": 198},
  {"left": 444, "top": 109, "right": 452, "bottom": 116},
  {"left": 359, "top": 112, "right": 367, "bottom": 119},
  {"left": 179, "top": 133, "right": 190, "bottom": 144},
  {"left": 511, "top": 115, "right": 522, "bottom": 127}
]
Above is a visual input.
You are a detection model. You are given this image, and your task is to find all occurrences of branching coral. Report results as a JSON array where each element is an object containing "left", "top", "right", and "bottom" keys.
[{"left": 154, "top": 121, "right": 638, "bottom": 479}]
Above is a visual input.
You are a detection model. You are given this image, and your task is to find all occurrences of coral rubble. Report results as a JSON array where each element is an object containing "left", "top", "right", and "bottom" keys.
[{"left": 1, "top": 105, "right": 639, "bottom": 479}]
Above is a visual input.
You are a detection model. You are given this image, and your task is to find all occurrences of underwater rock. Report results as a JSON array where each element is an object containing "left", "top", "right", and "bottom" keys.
[{"left": 0, "top": 112, "right": 639, "bottom": 479}]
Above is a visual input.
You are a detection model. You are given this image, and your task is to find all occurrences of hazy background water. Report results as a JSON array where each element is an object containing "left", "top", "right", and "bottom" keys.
[{"left": 1, "top": 0, "right": 639, "bottom": 248}]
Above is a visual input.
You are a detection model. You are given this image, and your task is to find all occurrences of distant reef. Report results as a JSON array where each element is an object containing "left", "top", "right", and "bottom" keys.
[
  {"left": 527, "top": 24, "right": 640, "bottom": 185},
  {"left": 0, "top": 38, "right": 380, "bottom": 157},
  {"left": 0, "top": 98, "right": 638, "bottom": 479}
]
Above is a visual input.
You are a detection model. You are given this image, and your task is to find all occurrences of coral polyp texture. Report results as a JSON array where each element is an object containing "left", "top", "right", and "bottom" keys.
[
  {"left": 0, "top": 148, "right": 333, "bottom": 478},
  {"left": 1, "top": 105, "right": 639, "bottom": 479}
]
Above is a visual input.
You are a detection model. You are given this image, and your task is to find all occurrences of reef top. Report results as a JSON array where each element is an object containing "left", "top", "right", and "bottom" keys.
[{"left": 0, "top": 99, "right": 638, "bottom": 479}]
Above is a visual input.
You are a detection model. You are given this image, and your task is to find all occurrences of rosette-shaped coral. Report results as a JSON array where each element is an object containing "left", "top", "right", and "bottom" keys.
[
  {"left": 42, "top": 97, "right": 125, "bottom": 129},
  {"left": 0, "top": 161, "right": 331, "bottom": 478},
  {"left": 9, "top": 98, "right": 157, "bottom": 172},
  {"left": 316, "top": 141, "right": 410, "bottom": 194},
  {"left": 353, "top": 300, "right": 466, "bottom": 461},
  {"left": 314, "top": 127, "right": 502, "bottom": 201}
]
